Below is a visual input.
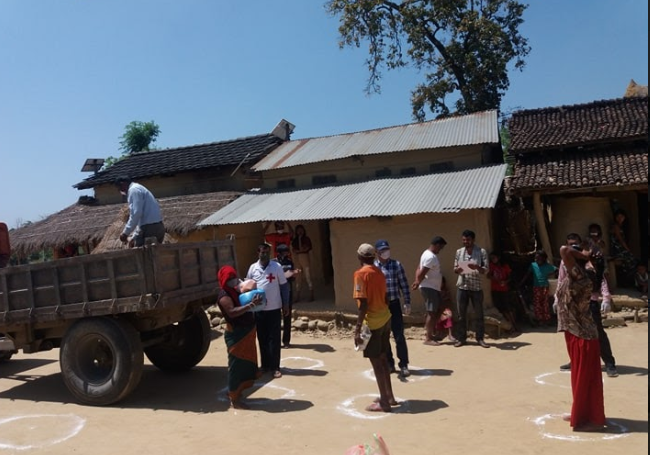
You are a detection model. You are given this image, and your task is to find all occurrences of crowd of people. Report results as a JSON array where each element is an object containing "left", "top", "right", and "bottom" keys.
[
  {"left": 99, "top": 179, "right": 643, "bottom": 428},
  {"left": 211, "top": 215, "right": 641, "bottom": 432}
]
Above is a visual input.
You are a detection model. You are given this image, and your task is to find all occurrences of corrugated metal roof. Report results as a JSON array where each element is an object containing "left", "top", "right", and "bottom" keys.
[
  {"left": 253, "top": 110, "right": 499, "bottom": 171},
  {"left": 198, "top": 164, "right": 507, "bottom": 226}
]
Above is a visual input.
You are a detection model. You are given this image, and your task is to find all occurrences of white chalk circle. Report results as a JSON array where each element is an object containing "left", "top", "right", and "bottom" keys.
[
  {"left": 363, "top": 365, "right": 431, "bottom": 382},
  {"left": 0, "top": 414, "right": 86, "bottom": 450},
  {"left": 280, "top": 356, "right": 325, "bottom": 370},
  {"left": 337, "top": 393, "right": 408, "bottom": 420},
  {"left": 534, "top": 371, "right": 571, "bottom": 389},
  {"left": 531, "top": 413, "right": 629, "bottom": 441}
]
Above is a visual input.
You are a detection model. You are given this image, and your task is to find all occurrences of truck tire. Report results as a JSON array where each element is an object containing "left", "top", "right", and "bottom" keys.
[
  {"left": 0, "top": 351, "right": 13, "bottom": 362},
  {"left": 0, "top": 335, "right": 15, "bottom": 361},
  {"left": 60, "top": 317, "right": 144, "bottom": 406},
  {"left": 144, "top": 310, "right": 211, "bottom": 372}
]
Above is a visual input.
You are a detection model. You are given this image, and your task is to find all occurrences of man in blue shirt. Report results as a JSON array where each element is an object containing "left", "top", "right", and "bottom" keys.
[
  {"left": 115, "top": 176, "right": 165, "bottom": 247},
  {"left": 374, "top": 239, "right": 411, "bottom": 378}
]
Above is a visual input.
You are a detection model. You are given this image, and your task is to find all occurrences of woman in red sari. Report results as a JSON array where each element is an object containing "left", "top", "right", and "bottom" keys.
[
  {"left": 555, "top": 238, "right": 606, "bottom": 432},
  {"left": 217, "top": 265, "right": 262, "bottom": 409}
]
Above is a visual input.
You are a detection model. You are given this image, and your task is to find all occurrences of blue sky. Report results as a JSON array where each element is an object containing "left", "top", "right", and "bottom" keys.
[{"left": 1, "top": 0, "right": 647, "bottom": 228}]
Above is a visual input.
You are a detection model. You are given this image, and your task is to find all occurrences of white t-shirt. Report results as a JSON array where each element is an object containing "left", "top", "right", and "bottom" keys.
[
  {"left": 418, "top": 249, "right": 442, "bottom": 291},
  {"left": 246, "top": 260, "right": 287, "bottom": 311}
]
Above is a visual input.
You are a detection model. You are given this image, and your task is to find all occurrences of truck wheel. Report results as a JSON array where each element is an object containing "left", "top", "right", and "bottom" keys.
[
  {"left": 0, "top": 351, "right": 13, "bottom": 362},
  {"left": 144, "top": 310, "right": 211, "bottom": 372},
  {"left": 60, "top": 317, "right": 144, "bottom": 406},
  {"left": 0, "top": 335, "right": 15, "bottom": 361}
]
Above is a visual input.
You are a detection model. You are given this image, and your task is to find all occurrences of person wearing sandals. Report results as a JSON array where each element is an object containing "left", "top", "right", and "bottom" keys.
[
  {"left": 353, "top": 243, "right": 396, "bottom": 413},
  {"left": 246, "top": 243, "right": 290, "bottom": 379}
]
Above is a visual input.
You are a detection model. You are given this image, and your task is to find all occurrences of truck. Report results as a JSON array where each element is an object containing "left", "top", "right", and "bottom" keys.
[{"left": 0, "top": 239, "right": 236, "bottom": 406}]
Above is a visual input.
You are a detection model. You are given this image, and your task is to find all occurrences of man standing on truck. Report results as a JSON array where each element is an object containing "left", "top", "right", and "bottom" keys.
[{"left": 115, "top": 176, "right": 165, "bottom": 247}]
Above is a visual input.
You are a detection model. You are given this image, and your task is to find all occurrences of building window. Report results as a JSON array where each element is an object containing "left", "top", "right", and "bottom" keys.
[
  {"left": 400, "top": 167, "right": 416, "bottom": 176},
  {"left": 312, "top": 175, "right": 337, "bottom": 186},
  {"left": 375, "top": 168, "right": 392, "bottom": 178},
  {"left": 277, "top": 179, "right": 295, "bottom": 189},
  {"left": 430, "top": 162, "right": 454, "bottom": 173}
]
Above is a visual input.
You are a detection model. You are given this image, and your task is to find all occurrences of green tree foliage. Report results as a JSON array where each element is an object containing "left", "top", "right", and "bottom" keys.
[
  {"left": 325, "top": 0, "right": 531, "bottom": 120},
  {"left": 119, "top": 120, "right": 161, "bottom": 154},
  {"left": 104, "top": 120, "right": 161, "bottom": 168}
]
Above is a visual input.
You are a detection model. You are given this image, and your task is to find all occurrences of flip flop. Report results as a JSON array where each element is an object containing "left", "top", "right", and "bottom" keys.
[
  {"left": 273, "top": 369, "right": 282, "bottom": 379},
  {"left": 230, "top": 400, "right": 250, "bottom": 410},
  {"left": 365, "top": 402, "right": 391, "bottom": 413}
]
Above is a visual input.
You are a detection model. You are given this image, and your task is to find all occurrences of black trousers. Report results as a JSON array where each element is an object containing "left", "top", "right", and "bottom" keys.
[
  {"left": 454, "top": 289, "right": 485, "bottom": 342},
  {"left": 255, "top": 308, "right": 282, "bottom": 371},
  {"left": 589, "top": 300, "right": 616, "bottom": 368},
  {"left": 386, "top": 299, "right": 409, "bottom": 369},
  {"left": 282, "top": 303, "right": 293, "bottom": 346}
]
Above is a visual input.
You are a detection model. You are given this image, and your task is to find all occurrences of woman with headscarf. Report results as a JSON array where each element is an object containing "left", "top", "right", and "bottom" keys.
[{"left": 217, "top": 265, "right": 262, "bottom": 409}]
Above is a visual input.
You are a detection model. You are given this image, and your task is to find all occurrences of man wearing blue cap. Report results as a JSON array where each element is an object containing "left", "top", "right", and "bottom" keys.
[{"left": 374, "top": 239, "right": 411, "bottom": 378}]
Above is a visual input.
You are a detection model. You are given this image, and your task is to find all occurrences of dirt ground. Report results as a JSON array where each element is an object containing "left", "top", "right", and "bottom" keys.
[{"left": 0, "top": 321, "right": 647, "bottom": 455}]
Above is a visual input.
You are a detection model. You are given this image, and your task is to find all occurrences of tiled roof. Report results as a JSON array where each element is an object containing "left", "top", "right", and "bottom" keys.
[
  {"left": 74, "top": 134, "right": 284, "bottom": 189},
  {"left": 508, "top": 97, "right": 648, "bottom": 153},
  {"left": 507, "top": 146, "right": 648, "bottom": 195}
]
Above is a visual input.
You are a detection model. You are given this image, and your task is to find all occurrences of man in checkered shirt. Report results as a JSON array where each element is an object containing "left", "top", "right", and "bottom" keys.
[
  {"left": 373, "top": 239, "right": 412, "bottom": 377},
  {"left": 453, "top": 229, "right": 490, "bottom": 348}
]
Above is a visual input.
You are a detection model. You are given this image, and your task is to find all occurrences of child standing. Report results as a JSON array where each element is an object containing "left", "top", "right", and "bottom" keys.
[
  {"left": 487, "top": 251, "right": 519, "bottom": 332},
  {"left": 519, "top": 250, "right": 557, "bottom": 325},
  {"left": 435, "top": 276, "right": 456, "bottom": 343}
]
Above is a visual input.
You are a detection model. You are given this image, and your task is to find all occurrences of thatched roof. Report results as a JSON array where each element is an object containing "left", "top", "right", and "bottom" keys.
[{"left": 9, "top": 191, "right": 242, "bottom": 257}]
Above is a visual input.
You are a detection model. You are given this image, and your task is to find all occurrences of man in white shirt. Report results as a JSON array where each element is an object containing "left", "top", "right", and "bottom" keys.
[
  {"left": 115, "top": 176, "right": 164, "bottom": 246},
  {"left": 412, "top": 236, "right": 447, "bottom": 345},
  {"left": 247, "top": 243, "right": 290, "bottom": 379}
]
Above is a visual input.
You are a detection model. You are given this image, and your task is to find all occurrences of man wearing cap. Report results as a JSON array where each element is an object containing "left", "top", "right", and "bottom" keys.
[
  {"left": 115, "top": 176, "right": 165, "bottom": 247},
  {"left": 412, "top": 236, "right": 448, "bottom": 345},
  {"left": 373, "top": 239, "right": 412, "bottom": 377},
  {"left": 353, "top": 243, "right": 396, "bottom": 413}
]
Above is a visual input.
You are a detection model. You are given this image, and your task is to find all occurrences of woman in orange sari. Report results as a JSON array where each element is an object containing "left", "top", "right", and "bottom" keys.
[{"left": 217, "top": 265, "right": 262, "bottom": 409}]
